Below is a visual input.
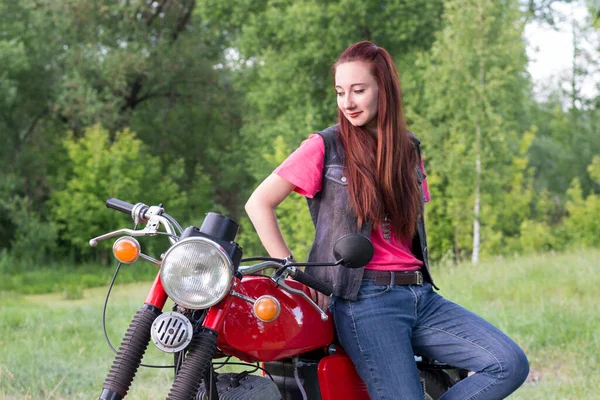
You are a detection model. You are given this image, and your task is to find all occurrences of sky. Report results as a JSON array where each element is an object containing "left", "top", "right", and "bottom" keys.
[{"left": 524, "top": 0, "right": 599, "bottom": 100}]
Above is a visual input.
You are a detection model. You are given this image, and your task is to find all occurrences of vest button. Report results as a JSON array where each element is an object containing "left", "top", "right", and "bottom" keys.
[{"left": 341, "top": 176, "right": 347, "bottom": 183}]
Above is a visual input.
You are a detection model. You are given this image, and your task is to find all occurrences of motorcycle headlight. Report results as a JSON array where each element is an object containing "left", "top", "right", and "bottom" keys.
[{"left": 160, "top": 237, "right": 234, "bottom": 309}]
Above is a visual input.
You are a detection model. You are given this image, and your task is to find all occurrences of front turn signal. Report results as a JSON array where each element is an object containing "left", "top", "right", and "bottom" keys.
[
  {"left": 113, "top": 236, "right": 141, "bottom": 264},
  {"left": 253, "top": 295, "right": 281, "bottom": 322}
]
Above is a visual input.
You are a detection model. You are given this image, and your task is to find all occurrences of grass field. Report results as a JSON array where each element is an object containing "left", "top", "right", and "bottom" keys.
[{"left": 1, "top": 249, "right": 598, "bottom": 399}]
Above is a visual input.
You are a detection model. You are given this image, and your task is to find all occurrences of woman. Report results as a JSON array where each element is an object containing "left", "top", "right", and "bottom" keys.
[{"left": 245, "top": 41, "right": 529, "bottom": 400}]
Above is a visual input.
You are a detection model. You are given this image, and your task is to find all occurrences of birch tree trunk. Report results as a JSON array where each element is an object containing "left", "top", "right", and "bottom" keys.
[
  {"left": 472, "top": 0, "right": 485, "bottom": 265},
  {"left": 473, "top": 123, "right": 481, "bottom": 265}
]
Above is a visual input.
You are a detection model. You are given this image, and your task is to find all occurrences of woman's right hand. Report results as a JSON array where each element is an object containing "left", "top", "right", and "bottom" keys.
[{"left": 309, "top": 288, "right": 332, "bottom": 311}]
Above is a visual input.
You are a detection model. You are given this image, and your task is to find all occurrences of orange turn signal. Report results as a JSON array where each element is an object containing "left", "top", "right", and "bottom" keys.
[
  {"left": 112, "top": 236, "right": 141, "bottom": 264},
  {"left": 253, "top": 296, "right": 281, "bottom": 322}
]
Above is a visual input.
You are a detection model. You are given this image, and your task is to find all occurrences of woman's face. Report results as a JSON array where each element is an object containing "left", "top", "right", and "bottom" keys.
[{"left": 335, "top": 61, "right": 379, "bottom": 133}]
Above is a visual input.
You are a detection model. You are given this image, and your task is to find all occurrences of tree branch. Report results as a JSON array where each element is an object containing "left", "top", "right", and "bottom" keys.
[
  {"left": 137, "top": 90, "right": 191, "bottom": 103},
  {"left": 120, "top": 74, "right": 146, "bottom": 112},
  {"left": 121, "top": 86, "right": 190, "bottom": 111},
  {"left": 19, "top": 107, "right": 49, "bottom": 147},
  {"left": 171, "top": 0, "right": 195, "bottom": 41},
  {"left": 146, "top": 0, "right": 169, "bottom": 26}
]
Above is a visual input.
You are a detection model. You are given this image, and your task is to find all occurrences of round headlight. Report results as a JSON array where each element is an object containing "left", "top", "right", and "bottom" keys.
[{"left": 160, "top": 237, "right": 234, "bottom": 309}]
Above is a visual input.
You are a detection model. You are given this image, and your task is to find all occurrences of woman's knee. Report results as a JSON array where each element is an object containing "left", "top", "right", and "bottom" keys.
[
  {"left": 504, "top": 344, "right": 529, "bottom": 387},
  {"left": 484, "top": 341, "right": 529, "bottom": 388}
]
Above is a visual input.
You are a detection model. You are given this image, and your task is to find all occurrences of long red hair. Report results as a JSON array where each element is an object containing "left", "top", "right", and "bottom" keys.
[{"left": 333, "top": 41, "right": 421, "bottom": 238}]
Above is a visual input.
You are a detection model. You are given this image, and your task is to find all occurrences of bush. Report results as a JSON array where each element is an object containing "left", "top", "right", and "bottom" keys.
[
  {"left": 0, "top": 197, "right": 59, "bottom": 266},
  {"left": 50, "top": 125, "right": 188, "bottom": 260},
  {"left": 519, "top": 220, "right": 564, "bottom": 253},
  {"left": 564, "top": 178, "right": 600, "bottom": 248}
]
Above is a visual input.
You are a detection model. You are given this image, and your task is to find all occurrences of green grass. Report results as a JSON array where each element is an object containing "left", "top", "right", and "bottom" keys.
[
  {"left": 0, "top": 284, "right": 175, "bottom": 399},
  {"left": 0, "top": 285, "right": 244, "bottom": 400},
  {"left": 0, "top": 261, "right": 159, "bottom": 295},
  {"left": 1, "top": 249, "right": 598, "bottom": 399},
  {"left": 431, "top": 249, "right": 600, "bottom": 399}
]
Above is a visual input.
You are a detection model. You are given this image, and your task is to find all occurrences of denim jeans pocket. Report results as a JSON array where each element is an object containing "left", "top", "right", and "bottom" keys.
[{"left": 356, "top": 280, "right": 392, "bottom": 300}]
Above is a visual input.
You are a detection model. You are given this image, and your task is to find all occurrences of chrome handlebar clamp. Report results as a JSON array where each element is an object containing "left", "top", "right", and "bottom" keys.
[{"left": 131, "top": 202, "right": 149, "bottom": 224}]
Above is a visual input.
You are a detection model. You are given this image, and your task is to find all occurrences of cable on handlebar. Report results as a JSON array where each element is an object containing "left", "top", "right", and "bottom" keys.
[
  {"left": 101, "top": 223, "right": 175, "bottom": 369},
  {"left": 241, "top": 257, "right": 284, "bottom": 263}
]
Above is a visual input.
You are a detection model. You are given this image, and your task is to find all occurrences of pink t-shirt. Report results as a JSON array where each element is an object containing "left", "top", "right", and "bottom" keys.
[{"left": 274, "top": 134, "right": 431, "bottom": 271}]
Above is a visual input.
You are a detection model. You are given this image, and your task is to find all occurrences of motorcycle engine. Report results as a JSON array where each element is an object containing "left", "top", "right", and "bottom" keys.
[{"left": 195, "top": 372, "right": 281, "bottom": 400}]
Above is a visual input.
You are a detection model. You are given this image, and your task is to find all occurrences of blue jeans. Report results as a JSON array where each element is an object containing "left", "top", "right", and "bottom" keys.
[{"left": 332, "top": 279, "right": 529, "bottom": 400}]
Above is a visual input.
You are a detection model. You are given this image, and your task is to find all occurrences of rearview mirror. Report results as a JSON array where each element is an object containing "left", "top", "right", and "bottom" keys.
[{"left": 333, "top": 234, "right": 374, "bottom": 269}]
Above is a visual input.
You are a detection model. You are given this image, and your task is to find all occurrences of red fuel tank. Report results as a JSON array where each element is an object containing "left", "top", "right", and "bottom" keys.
[{"left": 217, "top": 276, "right": 334, "bottom": 362}]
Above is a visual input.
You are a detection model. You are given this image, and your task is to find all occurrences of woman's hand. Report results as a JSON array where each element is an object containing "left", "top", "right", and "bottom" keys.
[{"left": 309, "top": 288, "right": 331, "bottom": 311}]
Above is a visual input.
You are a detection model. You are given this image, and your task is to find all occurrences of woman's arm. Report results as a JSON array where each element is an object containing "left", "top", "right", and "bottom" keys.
[
  {"left": 246, "top": 171, "right": 330, "bottom": 310},
  {"left": 244, "top": 173, "right": 297, "bottom": 258}
]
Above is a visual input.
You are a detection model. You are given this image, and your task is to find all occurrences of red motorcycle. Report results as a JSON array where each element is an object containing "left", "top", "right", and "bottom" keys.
[{"left": 91, "top": 198, "right": 466, "bottom": 400}]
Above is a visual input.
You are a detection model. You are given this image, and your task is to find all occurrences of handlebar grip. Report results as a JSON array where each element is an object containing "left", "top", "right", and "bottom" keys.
[
  {"left": 292, "top": 269, "right": 333, "bottom": 296},
  {"left": 106, "top": 197, "right": 135, "bottom": 214}
]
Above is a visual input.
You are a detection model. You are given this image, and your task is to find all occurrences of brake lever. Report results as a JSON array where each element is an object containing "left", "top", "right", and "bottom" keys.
[
  {"left": 89, "top": 227, "right": 156, "bottom": 247},
  {"left": 275, "top": 272, "right": 329, "bottom": 322},
  {"left": 89, "top": 214, "right": 163, "bottom": 247}
]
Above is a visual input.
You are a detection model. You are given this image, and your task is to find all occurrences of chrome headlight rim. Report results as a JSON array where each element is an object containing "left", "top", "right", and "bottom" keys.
[{"left": 160, "top": 236, "right": 234, "bottom": 309}]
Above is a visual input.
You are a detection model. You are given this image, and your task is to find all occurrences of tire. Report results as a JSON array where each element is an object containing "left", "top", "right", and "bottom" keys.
[{"left": 420, "top": 370, "right": 448, "bottom": 400}]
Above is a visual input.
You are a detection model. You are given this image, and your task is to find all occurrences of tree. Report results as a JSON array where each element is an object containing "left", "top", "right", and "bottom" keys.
[
  {"left": 563, "top": 155, "right": 600, "bottom": 246},
  {"left": 197, "top": 0, "right": 446, "bottom": 181},
  {"left": 0, "top": 0, "right": 248, "bottom": 258},
  {"left": 527, "top": 8, "right": 600, "bottom": 200},
  {"left": 416, "top": 0, "right": 532, "bottom": 263},
  {"left": 51, "top": 125, "right": 188, "bottom": 260}
]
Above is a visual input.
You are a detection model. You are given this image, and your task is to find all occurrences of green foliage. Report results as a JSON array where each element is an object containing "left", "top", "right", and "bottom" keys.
[
  {"left": 197, "top": 0, "right": 445, "bottom": 180},
  {"left": 63, "top": 283, "right": 85, "bottom": 300},
  {"left": 264, "top": 137, "right": 315, "bottom": 261},
  {"left": 518, "top": 187, "right": 570, "bottom": 254},
  {"left": 236, "top": 136, "right": 315, "bottom": 261},
  {"left": 50, "top": 125, "right": 186, "bottom": 259},
  {"left": 0, "top": 197, "right": 59, "bottom": 265},
  {"left": 480, "top": 127, "right": 537, "bottom": 256},
  {"left": 519, "top": 220, "right": 562, "bottom": 253},
  {"left": 415, "top": 0, "right": 533, "bottom": 262},
  {"left": 0, "top": 0, "right": 246, "bottom": 261},
  {"left": 0, "top": 0, "right": 598, "bottom": 267},
  {"left": 564, "top": 177, "right": 600, "bottom": 247},
  {"left": 588, "top": 154, "right": 600, "bottom": 184},
  {"left": 1, "top": 260, "right": 158, "bottom": 295},
  {"left": 528, "top": 97, "right": 600, "bottom": 197}
]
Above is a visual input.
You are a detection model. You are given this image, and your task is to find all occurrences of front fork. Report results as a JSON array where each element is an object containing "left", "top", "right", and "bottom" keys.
[
  {"left": 98, "top": 273, "right": 229, "bottom": 400},
  {"left": 99, "top": 272, "right": 168, "bottom": 400},
  {"left": 165, "top": 280, "right": 240, "bottom": 400}
]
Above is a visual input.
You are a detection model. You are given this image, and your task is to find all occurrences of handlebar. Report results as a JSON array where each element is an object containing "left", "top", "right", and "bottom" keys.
[
  {"left": 103, "top": 199, "right": 334, "bottom": 295},
  {"left": 239, "top": 261, "right": 334, "bottom": 297},
  {"left": 290, "top": 269, "right": 333, "bottom": 296},
  {"left": 91, "top": 198, "right": 178, "bottom": 246},
  {"left": 105, "top": 197, "right": 152, "bottom": 226},
  {"left": 106, "top": 197, "right": 136, "bottom": 214}
]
